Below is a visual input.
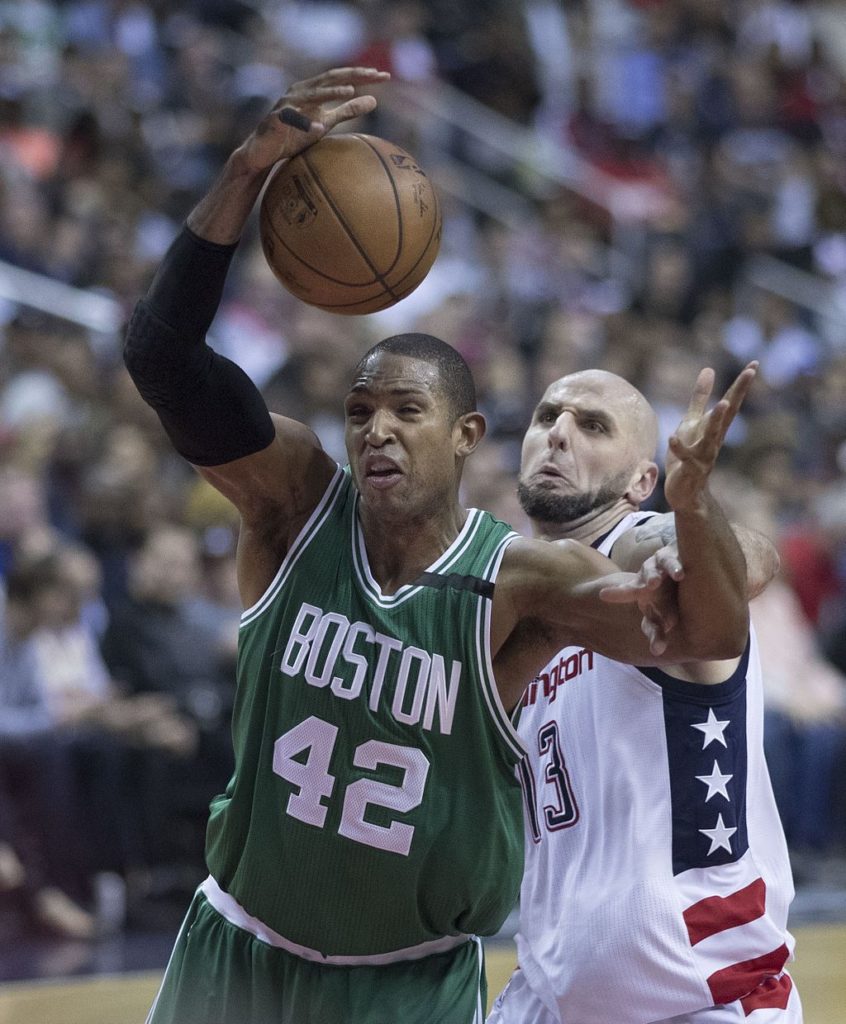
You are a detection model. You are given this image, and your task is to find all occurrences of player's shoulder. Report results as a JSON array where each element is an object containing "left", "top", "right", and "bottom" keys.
[{"left": 269, "top": 411, "right": 325, "bottom": 451}]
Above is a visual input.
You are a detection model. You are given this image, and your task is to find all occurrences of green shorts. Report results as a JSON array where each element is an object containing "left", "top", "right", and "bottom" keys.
[{"left": 146, "top": 888, "right": 487, "bottom": 1024}]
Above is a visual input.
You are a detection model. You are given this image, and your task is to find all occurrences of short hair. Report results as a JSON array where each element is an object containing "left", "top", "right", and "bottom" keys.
[{"left": 355, "top": 333, "right": 476, "bottom": 421}]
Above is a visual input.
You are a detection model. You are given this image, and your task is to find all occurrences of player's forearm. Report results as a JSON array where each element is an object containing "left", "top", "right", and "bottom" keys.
[
  {"left": 143, "top": 146, "right": 273, "bottom": 335},
  {"left": 673, "top": 493, "right": 749, "bottom": 658},
  {"left": 186, "top": 146, "right": 272, "bottom": 245},
  {"left": 732, "top": 524, "right": 780, "bottom": 598},
  {"left": 511, "top": 539, "right": 665, "bottom": 668}
]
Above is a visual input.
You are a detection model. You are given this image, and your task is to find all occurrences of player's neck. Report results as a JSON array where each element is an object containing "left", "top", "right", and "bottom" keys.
[
  {"left": 359, "top": 505, "right": 468, "bottom": 595},
  {"left": 530, "top": 498, "right": 637, "bottom": 547}
]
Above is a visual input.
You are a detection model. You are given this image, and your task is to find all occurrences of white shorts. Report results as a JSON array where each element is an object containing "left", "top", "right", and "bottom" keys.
[
  {"left": 487, "top": 969, "right": 553, "bottom": 1024},
  {"left": 487, "top": 968, "right": 803, "bottom": 1024}
]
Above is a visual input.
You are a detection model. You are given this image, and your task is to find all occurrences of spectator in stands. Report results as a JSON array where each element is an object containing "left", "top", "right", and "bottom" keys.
[
  {"left": 182, "top": 525, "right": 241, "bottom": 684},
  {"left": 102, "top": 524, "right": 233, "bottom": 726},
  {"left": 0, "top": 763, "right": 97, "bottom": 939},
  {"left": 0, "top": 563, "right": 96, "bottom": 938},
  {"left": 0, "top": 543, "right": 198, "bottom": 926},
  {"left": 0, "top": 462, "right": 49, "bottom": 579},
  {"left": 101, "top": 523, "right": 235, "bottom": 870},
  {"left": 711, "top": 472, "right": 846, "bottom": 864}
]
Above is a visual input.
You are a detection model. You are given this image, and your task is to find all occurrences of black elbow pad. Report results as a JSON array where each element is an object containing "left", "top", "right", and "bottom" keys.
[{"left": 124, "top": 300, "right": 274, "bottom": 466}]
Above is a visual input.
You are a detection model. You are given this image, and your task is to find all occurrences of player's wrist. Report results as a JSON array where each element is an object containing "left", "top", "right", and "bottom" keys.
[
  {"left": 228, "top": 142, "right": 276, "bottom": 179},
  {"left": 667, "top": 488, "right": 711, "bottom": 517}
]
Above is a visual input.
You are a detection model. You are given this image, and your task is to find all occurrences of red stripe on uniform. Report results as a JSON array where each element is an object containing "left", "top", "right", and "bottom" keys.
[
  {"left": 740, "top": 973, "right": 793, "bottom": 1015},
  {"left": 684, "top": 878, "right": 767, "bottom": 946},
  {"left": 707, "top": 944, "right": 790, "bottom": 1004}
]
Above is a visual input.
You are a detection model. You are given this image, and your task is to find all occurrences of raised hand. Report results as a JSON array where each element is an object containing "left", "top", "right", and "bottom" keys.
[
  {"left": 240, "top": 67, "right": 391, "bottom": 172},
  {"left": 664, "top": 362, "right": 757, "bottom": 514}
]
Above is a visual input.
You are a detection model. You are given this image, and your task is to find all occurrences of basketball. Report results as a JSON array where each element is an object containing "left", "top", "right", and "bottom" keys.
[{"left": 259, "top": 133, "right": 442, "bottom": 315}]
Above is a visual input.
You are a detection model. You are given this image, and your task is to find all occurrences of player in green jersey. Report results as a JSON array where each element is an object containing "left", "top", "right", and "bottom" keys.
[{"left": 124, "top": 67, "right": 752, "bottom": 1024}]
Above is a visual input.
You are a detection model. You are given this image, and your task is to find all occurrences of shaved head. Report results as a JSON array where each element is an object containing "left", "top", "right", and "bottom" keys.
[
  {"left": 556, "top": 370, "right": 658, "bottom": 462},
  {"left": 518, "top": 368, "right": 660, "bottom": 532}
]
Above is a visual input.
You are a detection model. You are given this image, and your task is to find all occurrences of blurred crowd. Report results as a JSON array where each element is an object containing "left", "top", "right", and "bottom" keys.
[{"left": 1, "top": 0, "right": 845, "bottom": 940}]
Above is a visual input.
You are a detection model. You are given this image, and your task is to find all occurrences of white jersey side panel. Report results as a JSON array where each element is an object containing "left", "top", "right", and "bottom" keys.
[{"left": 514, "top": 512, "right": 795, "bottom": 1023}]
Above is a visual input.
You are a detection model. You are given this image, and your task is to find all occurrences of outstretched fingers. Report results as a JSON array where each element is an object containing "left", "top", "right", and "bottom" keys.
[
  {"left": 719, "top": 361, "right": 758, "bottom": 425},
  {"left": 686, "top": 367, "right": 715, "bottom": 420},
  {"left": 599, "top": 569, "right": 679, "bottom": 655},
  {"left": 322, "top": 94, "right": 379, "bottom": 131},
  {"left": 599, "top": 566, "right": 671, "bottom": 604},
  {"left": 280, "top": 82, "right": 370, "bottom": 112},
  {"left": 669, "top": 398, "right": 728, "bottom": 463},
  {"left": 276, "top": 67, "right": 389, "bottom": 136},
  {"left": 695, "top": 361, "right": 758, "bottom": 455},
  {"left": 255, "top": 66, "right": 390, "bottom": 163},
  {"left": 295, "top": 67, "right": 391, "bottom": 94}
]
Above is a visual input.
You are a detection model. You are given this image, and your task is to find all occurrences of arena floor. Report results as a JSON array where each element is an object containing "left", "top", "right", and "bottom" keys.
[{"left": 0, "top": 924, "right": 843, "bottom": 1024}]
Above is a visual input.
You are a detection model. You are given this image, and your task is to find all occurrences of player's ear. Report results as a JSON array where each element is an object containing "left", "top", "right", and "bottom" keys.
[
  {"left": 454, "top": 412, "right": 486, "bottom": 456},
  {"left": 626, "top": 461, "right": 658, "bottom": 504}
]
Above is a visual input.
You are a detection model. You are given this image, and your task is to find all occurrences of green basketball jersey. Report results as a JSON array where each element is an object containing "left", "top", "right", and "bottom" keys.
[{"left": 205, "top": 466, "right": 525, "bottom": 958}]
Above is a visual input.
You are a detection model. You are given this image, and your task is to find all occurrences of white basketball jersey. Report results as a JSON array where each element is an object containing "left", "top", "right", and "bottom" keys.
[{"left": 514, "top": 512, "right": 796, "bottom": 1023}]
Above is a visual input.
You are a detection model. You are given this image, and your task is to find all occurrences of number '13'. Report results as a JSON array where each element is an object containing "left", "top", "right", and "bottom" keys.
[{"left": 519, "top": 720, "right": 579, "bottom": 844}]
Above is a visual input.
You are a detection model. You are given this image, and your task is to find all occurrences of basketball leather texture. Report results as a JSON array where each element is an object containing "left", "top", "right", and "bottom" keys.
[{"left": 260, "top": 134, "right": 442, "bottom": 315}]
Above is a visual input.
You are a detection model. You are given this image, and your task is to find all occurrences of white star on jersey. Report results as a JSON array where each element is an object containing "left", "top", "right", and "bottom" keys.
[
  {"left": 695, "top": 761, "right": 733, "bottom": 802},
  {"left": 700, "top": 813, "right": 737, "bottom": 855},
  {"left": 692, "top": 708, "right": 730, "bottom": 749}
]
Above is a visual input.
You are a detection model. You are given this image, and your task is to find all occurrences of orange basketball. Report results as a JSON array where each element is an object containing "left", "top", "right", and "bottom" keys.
[{"left": 259, "top": 134, "right": 442, "bottom": 315}]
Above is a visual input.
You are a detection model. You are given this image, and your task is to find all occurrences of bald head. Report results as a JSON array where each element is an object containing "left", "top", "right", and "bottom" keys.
[
  {"left": 551, "top": 369, "right": 658, "bottom": 462},
  {"left": 518, "top": 369, "right": 660, "bottom": 533}
]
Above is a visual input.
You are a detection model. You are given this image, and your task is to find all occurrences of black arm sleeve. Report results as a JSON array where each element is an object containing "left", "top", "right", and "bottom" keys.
[{"left": 123, "top": 225, "right": 275, "bottom": 467}]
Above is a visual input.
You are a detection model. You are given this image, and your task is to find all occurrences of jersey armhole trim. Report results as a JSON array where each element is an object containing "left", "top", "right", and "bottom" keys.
[
  {"left": 239, "top": 464, "right": 345, "bottom": 628},
  {"left": 637, "top": 635, "right": 751, "bottom": 704},
  {"left": 476, "top": 532, "right": 528, "bottom": 761}
]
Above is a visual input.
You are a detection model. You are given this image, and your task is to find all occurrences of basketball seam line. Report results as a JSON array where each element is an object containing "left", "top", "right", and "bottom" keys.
[
  {"left": 303, "top": 142, "right": 402, "bottom": 302},
  {"left": 262, "top": 203, "right": 439, "bottom": 309},
  {"left": 356, "top": 134, "right": 442, "bottom": 291}
]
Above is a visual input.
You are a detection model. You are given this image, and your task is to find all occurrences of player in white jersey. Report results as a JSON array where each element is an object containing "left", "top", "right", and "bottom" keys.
[{"left": 489, "top": 368, "right": 801, "bottom": 1023}]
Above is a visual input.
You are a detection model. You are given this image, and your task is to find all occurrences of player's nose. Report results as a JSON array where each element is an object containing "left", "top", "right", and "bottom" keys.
[
  {"left": 365, "top": 409, "right": 395, "bottom": 446},
  {"left": 547, "top": 412, "right": 573, "bottom": 449}
]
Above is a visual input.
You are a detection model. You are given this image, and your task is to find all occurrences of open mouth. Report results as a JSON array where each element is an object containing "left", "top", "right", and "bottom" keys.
[{"left": 365, "top": 458, "right": 403, "bottom": 488}]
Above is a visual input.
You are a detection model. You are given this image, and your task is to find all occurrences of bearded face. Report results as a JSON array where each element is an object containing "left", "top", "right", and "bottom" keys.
[
  {"left": 518, "top": 373, "right": 658, "bottom": 530},
  {"left": 516, "top": 472, "right": 630, "bottom": 524}
]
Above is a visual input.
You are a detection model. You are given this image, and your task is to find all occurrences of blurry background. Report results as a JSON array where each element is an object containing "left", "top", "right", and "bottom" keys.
[{"left": 0, "top": 0, "right": 845, "bottom": 1003}]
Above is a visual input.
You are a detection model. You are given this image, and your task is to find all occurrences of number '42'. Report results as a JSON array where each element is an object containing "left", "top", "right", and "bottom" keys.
[{"left": 273, "top": 715, "right": 430, "bottom": 856}]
